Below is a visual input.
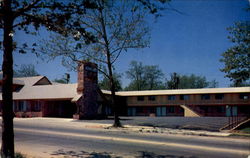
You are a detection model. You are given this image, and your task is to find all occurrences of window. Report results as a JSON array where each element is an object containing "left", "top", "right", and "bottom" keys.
[
  {"left": 168, "top": 95, "right": 176, "bottom": 100},
  {"left": 179, "top": 107, "right": 184, "bottom": 113},
  {"left": 136, "top": 107, "right": 144, "bottom": 113},
  {"left": 18, "top": 101, "right": 27, "bottom": 112},
  {"left": 13, "top": 101, "right": 17, "bottom": 111},
  {"left": 18, "top": 101, "right": 23, "bottom": 111},
  {"left": 201, "top": 94, "right": 210, "bottom": 100},
  {"left": 168, "top": 106, "right": 175, "bottom": 113},
  {"left": 200, "top": 106, "right": 208, "bottom": 113},
  {"left": 148, "top": 96, "right": 156, "bottom": 101},
  {"left": 137, "top": 96, "right": 144, "bottom": 101},
  {"left": 128, "top": 107, "right": 136, "bottom": 116},
  {"left": 239, "top": 93, "right": 249, "bottom": 100},
  {"left": 215, "top": 94, "right": 224, "bottom": 100},
  {"left": 149, "top": 107, "right": 156, "bottom": 113},
  {"left": 33, "top": 101, "right": 41, "bottom": 112},
  {"left": 180, "top": 95, "right": 189, "bottom": 100},
  {"left": 217, "top": 106, "right": 225, "bottom": 113}
]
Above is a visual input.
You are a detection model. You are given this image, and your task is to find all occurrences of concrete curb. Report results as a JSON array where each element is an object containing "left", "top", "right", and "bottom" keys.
[
  {"left": 122, "top": 125, "right": 231, "bottom": 137},
  {"left": 13, "top": 118, "right": 232, "bottom": 137},
  {"left": 79, "top": 122, "right": 231, "bottom": 137}
]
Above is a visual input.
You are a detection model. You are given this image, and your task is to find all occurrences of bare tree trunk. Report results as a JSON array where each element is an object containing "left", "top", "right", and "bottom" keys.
[
  {"left": 106, "top": 54, "right": 121, "bottom": 127},
  {"left": 1, "top": 0, "right": 15, "bottom": 157},
  {"left": 98, "top": 4, "right": 121, "bottom": 127}
]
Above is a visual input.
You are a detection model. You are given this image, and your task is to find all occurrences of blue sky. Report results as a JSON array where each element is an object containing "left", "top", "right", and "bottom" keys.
[{"left": 4, "top": 0, "right": 250, "bottom": 88}]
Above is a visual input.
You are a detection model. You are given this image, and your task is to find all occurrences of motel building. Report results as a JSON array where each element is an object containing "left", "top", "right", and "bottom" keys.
[
  {"left": 0, "top": 61, "right": 249, "bottom": 119},
  {"left": 117, "top": 88, "right": 250, "bottom": 117}
]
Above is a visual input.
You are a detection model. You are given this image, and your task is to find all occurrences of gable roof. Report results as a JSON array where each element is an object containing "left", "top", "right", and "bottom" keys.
[
  {"left": 13, "top": 83, "right": 78, "bottom": 100},
  {"left": 14, "top": 76, "right": 50, "bottom": 86},
  {"left": 0, "top": 76, "right": 79, "bottom": 101},
  {"left": 33, "top": 77, "right": 52, "bottom": 86}
]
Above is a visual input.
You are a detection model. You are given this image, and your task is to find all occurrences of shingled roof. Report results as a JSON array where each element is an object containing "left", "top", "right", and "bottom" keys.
[
  {"left": 0, "top": 75, "right": 249, "bottom": 101},
  {"left": 0, "top": 76, "right": 79, "bottom": 101}
]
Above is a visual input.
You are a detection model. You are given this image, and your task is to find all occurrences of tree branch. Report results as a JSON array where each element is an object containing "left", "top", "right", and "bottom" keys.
[
  {"left": 12, "top": 19, "right": 30, "bottom": 28},
  {"left": 98, "top": 67, "right": 110, "bottom": 79},
  {"left": 14, "top": 0, "right": 40, "bottom": 18}
]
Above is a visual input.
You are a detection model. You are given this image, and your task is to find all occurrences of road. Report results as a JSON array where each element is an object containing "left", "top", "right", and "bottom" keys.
[{"left": 1, "top": 118, "right": 250, "bottom": 158}]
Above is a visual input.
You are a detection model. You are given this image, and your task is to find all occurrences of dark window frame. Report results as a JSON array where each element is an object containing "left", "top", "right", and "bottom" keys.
[
  {"left": 168, "top": 106, "right": 175, "bottom": 113},
  {"left": 137, "top": 96, "right": 144, "bottom": 101},
  {"left": 201, "top": 94, "right": 210, "bottom": 100},
  {"left": 239, "top": 93, "right": 249, "bottom": 100},
  {"left": 180, "top": 95, "right": 189, "bottom": 100},
  {"left": 148, "top": 96, "right": 156, "bottom": 101},
  {"left": 136, "top": 107, "right": 144, "bottom": 113},
  {"left": 18, "top": 101, "right": 27, "bottom": 112},
  {"left": 168, "top": 95, "right": 176, "bottom": 100},
  {"left": 217, "top": 106, "right": 225, "bottom": 113},
  {"left": 33, "top": 101, "right": 41, "bottom": 112},
  {"left": 215, "top": 94, "right": 224, "bottom": 100}
]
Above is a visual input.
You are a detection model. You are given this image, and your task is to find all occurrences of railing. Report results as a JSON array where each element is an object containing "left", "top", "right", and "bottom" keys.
[
  {"left": 127, "top": 99, "right": 249, "bottom": 106},
  {"left": 220, "top": 116, "right": 249, "bottom": 131}
]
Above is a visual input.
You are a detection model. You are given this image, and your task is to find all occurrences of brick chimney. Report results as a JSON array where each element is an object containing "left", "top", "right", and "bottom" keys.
[
  {"left": 77, "top": 61, "right": 98, "bottom": 93},
  {"left": 75, "top": 61, "right": 99, "bottom": 119}
]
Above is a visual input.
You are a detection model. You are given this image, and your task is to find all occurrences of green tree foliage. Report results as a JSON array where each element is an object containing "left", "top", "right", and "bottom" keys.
[
  {"left": 99, "top": 73, "right": 122, "bottom": 91},
  {"left": 125, "top": 61, "right": 145, "bottom": 91},
  {"left": 208, "top": 79, "right": 219, "bottom": 88},
  {"left": 143, "top": 65, "right": 165, "bottom": 90},
  {"left": 53, "top": 73, "right": 70, "bottom": 84},
  {"left": 165, "top": 72, "right": 179, "bottom": 89},
  {"left": 53, "top": 78, "right": 67, "bottom": 84},
  {"left": 0, "top": 1, "right": 95, "bottom": 157},
  {"left": 14, "top": 64, "right": 39, "bottom": 77},
  {"left": 178, "top": 74, "right": 209, "bottom": 89},
  {"left": 167, "top": 73, "right": 218, "bottom": 89},
  {"left": 220, "top": 21, "right": 250, "bottom": 87},
  {"left": 125, "top": 61, "right": 165, "bottom": 90}
]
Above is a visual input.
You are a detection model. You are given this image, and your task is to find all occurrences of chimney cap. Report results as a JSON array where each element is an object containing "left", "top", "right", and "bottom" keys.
[{"left": 78, "top": 61, "right": 97, "bottom": 67}]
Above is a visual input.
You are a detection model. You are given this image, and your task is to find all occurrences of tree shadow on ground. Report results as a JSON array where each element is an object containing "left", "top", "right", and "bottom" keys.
[
  {"left": 51, "top": 150, "right": 198, "bottom": 158},
  {"left": 106, "top": 117, "right": 133, "bottom": 121},
  {"left": 136, "top": 151, "right": 198, "bottom": 158},
  {"left": 51, "top": 149, "right": 122, "bottom": 158}
]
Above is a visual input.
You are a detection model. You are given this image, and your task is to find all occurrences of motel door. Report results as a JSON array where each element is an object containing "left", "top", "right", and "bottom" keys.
[
  {"left": 162, "top": 107, "right": 166, "bottom": 116},
  {"left": 156, "top": 107, "right": 161, "bottom": 116},
  {"left": 156, "top": 107, "right": 166, "bottom": 116},
  {"left": 128, "top": 107, "right": 136, "bottom": 116},
  {"left": 226, "top": 106, "right": 238, "bottom": 117}
]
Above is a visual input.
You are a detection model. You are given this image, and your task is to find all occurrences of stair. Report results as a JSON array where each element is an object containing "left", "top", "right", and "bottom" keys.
[
  {"left": 180, "top": 105, "right": 201, "bottom": 117},
  {"left": 220, "top": 117, "right": 249, "bottom": 131}
]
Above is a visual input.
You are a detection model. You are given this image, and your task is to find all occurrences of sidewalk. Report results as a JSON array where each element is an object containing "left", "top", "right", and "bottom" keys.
[
  {"left": 73, "top": 116, "right": 230, "bottom": 131},
  {"left": 73, "top": 120, "right": 231, "bottom": 137},
  {"left": 14, "top": 117, "right": 231, "bottom": 137}
]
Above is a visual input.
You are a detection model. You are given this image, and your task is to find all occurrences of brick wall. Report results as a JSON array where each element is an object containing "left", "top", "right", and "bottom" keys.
[{"left": 76, "top": 61, "right": 100, "bottom": 119}]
